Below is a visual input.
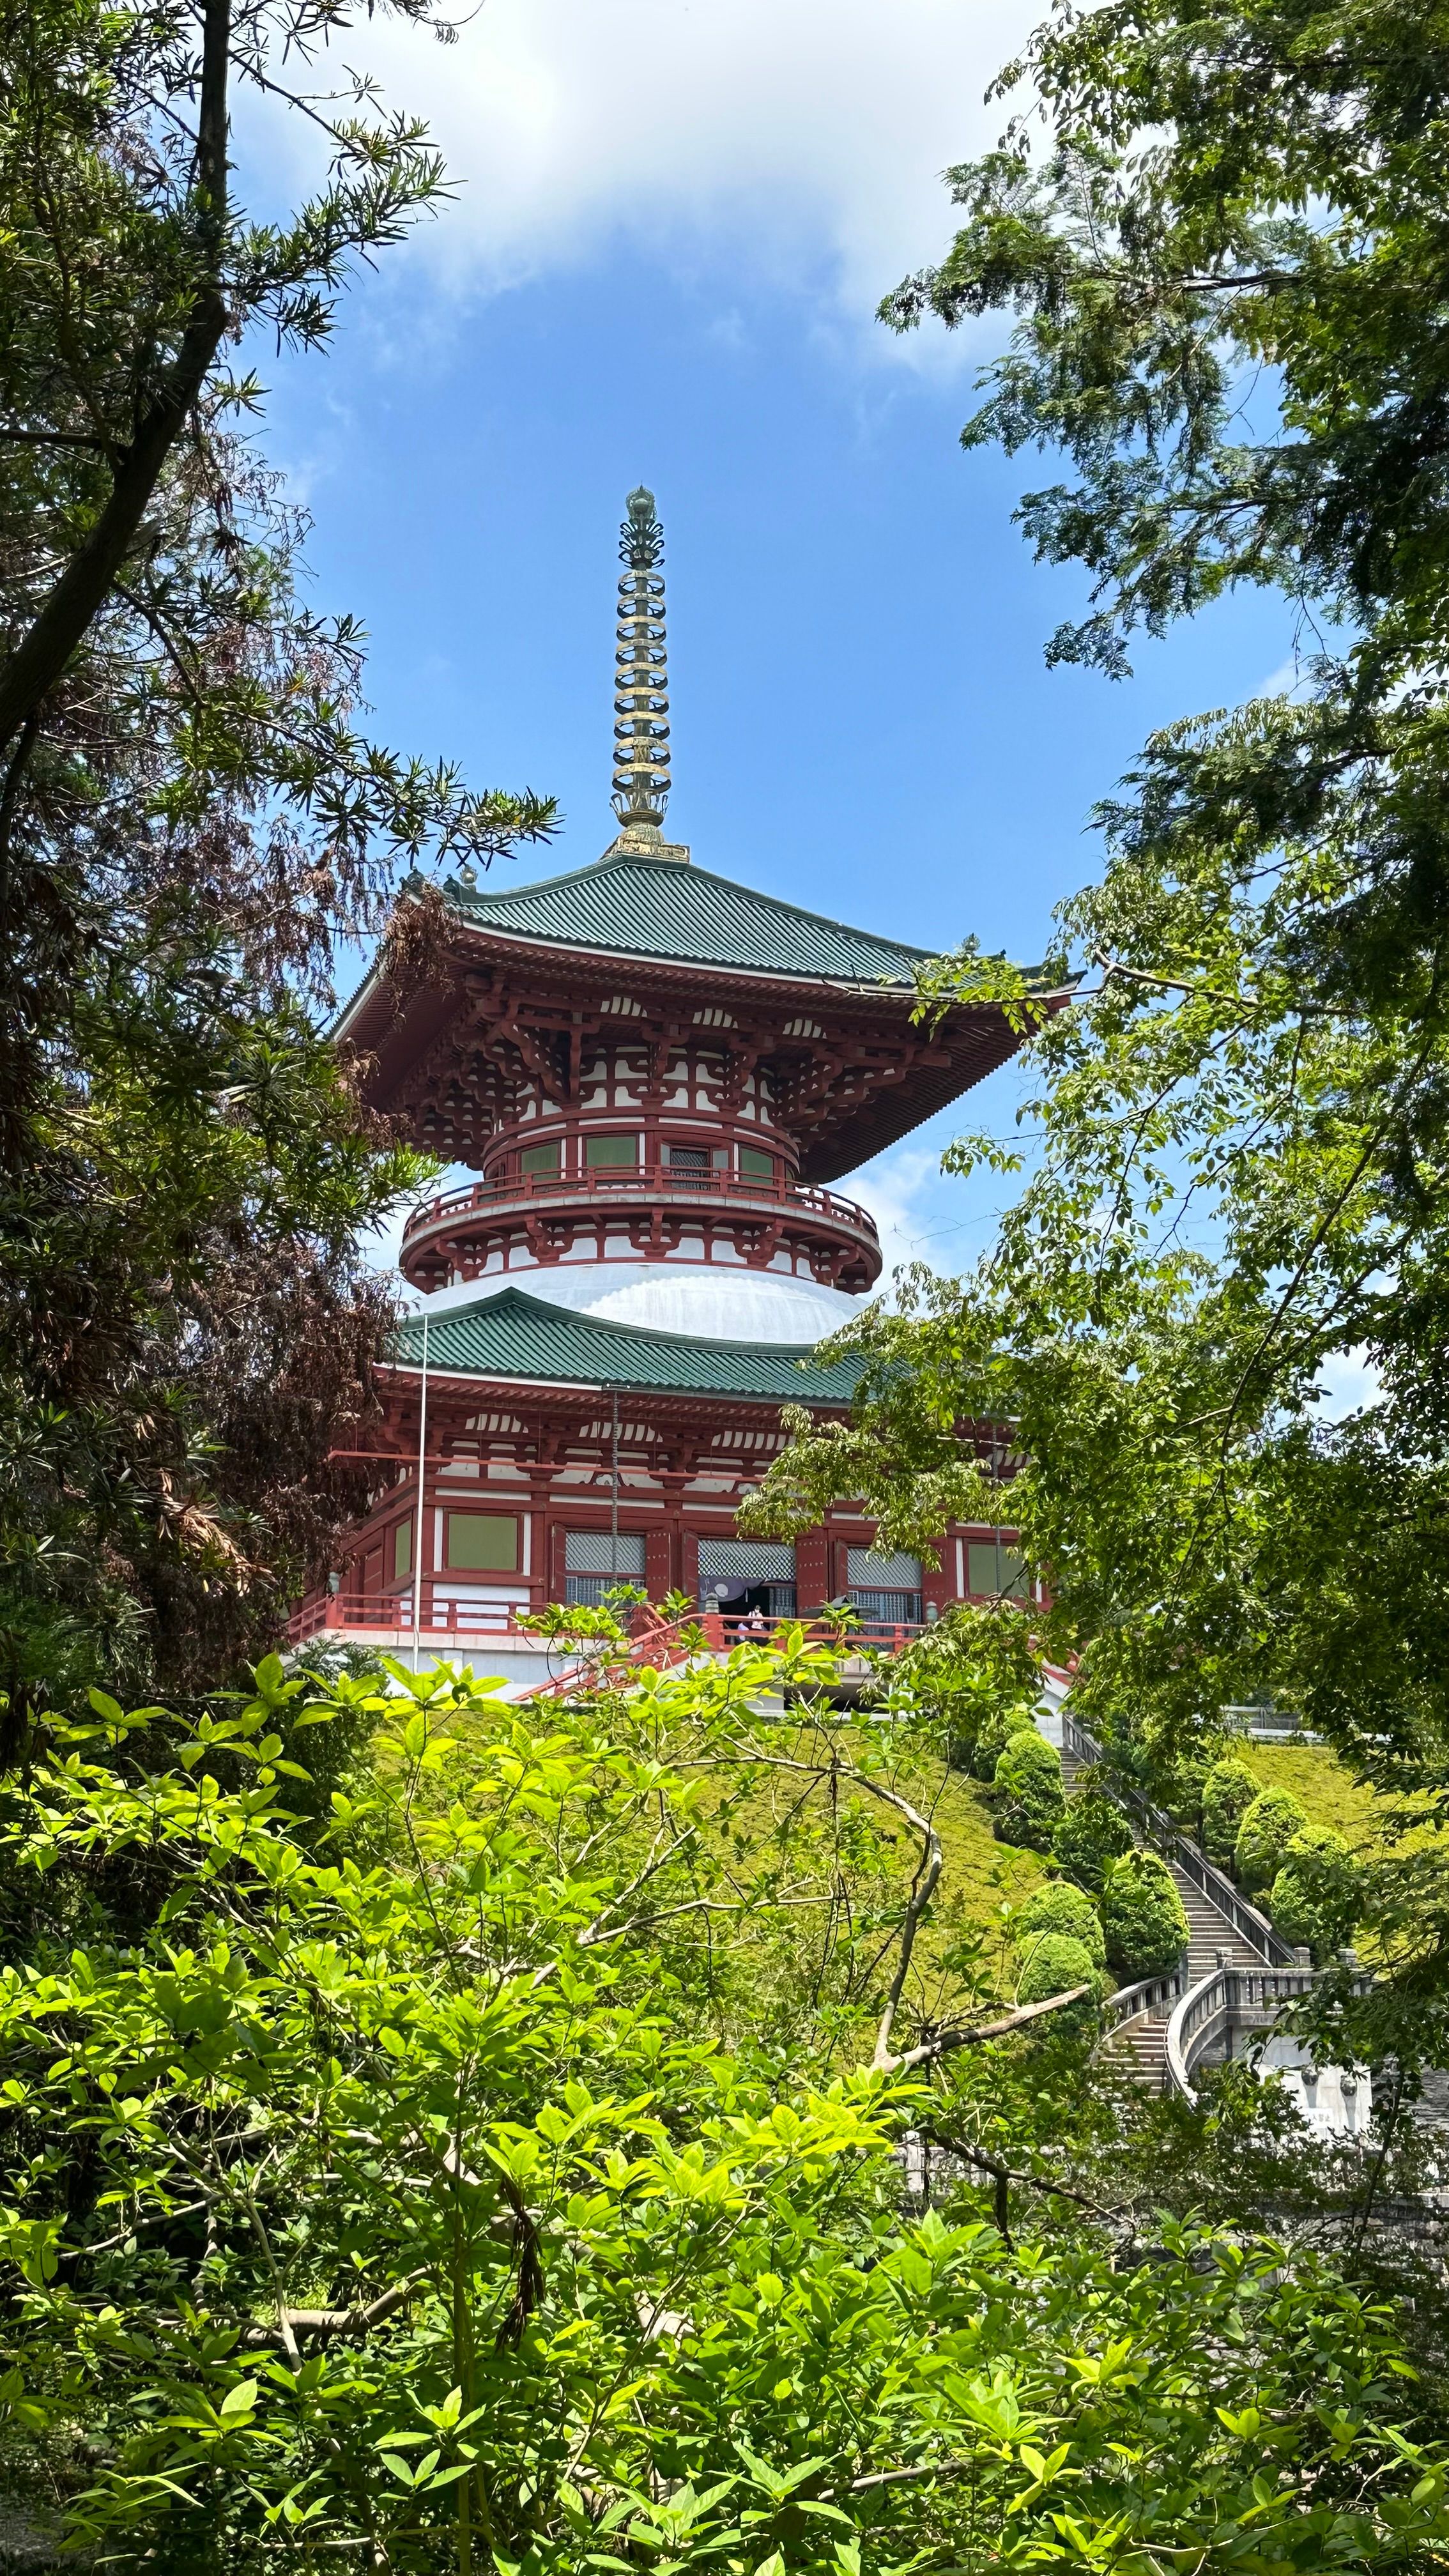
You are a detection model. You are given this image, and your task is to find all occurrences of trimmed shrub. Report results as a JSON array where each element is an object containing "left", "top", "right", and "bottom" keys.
[
  {"left": 1234, "top": 1786, "right": 1308, "bottom": 1895},
  {"left": 1269, "top": 1825, "right": 1360, "bottom": 1963},
  {"left": 993, "top": 1728, "right": 1066, "bottom": 1851},
  {"left": 1150, "top": 1749, "right": 1212, "bottom": 1836},
  {"left": 1016, "top": 1879, "right": 1106, "bottom": 1967},
  {"left": 1100, "top": 1850, "right": 1190, "bottom": 1981},
  {"left": 1201, "top": 1759, "right": 1261, "bottom": 1867},
  {"left": 1052, "top": 1788, "right": 1135, "bottom": 1892},
  {"left": 1014, "top": 1932, "right": 1101, "bottom": 2038},
  {"left": 962, "top": 1698, "right": 1038, "bottom": 1782}
]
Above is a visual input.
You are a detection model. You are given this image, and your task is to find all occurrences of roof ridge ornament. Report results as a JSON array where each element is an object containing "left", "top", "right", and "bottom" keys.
[{"left": 610, "top": 486, "right": 689, "bottom": 861}]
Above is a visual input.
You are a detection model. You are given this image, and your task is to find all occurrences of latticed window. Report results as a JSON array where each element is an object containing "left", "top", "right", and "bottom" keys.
[
  {"left": 564, "top": 1528, "right": 645, "bottom": 1606},
  {"left": 846, "top": 1549, "right": 923, "bottom": 1625}
]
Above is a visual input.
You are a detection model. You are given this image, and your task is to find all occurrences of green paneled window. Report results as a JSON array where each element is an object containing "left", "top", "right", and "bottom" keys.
[
  {"left": 446, "top": 1513, "right": 519, "bottom": 1573},
  {"left": 520, "top": 1139, "right": 561, "bottom": 1175},
  {"left": 585, "top": 1133, "right": 638, "bottom": 1169},
  {"left": 739, "top": 1146, "right": 775, "bottom": 1179},
  {"left": 967, "top": 1542, "right": 1027, "bottom": 1600},
  {"left": 392, "top": 1518, "right": 412, "bottom": 1582}
]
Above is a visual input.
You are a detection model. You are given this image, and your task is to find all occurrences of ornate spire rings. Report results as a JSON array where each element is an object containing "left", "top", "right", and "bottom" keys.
[{"left": 612, "top": 486, "right": 671, "bottom": 829}]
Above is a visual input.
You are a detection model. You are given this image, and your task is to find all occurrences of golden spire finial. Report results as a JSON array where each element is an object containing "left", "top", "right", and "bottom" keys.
[{"left": 611, "top": 487, "right": 671, "bottom": 833}]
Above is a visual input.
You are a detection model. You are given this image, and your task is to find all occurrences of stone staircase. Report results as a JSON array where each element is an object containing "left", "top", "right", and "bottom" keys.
[{"left": 1059, "top": 1741, "right": 1266, "bottom": 2090}]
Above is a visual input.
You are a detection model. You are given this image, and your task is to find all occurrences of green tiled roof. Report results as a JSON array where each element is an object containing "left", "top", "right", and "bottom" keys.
[
  {"left": 443, "top": 850, "right": 931, "bottom": 985},
  {"left": 392, "top": 1287, "right": 864, "bottom": 1403}
]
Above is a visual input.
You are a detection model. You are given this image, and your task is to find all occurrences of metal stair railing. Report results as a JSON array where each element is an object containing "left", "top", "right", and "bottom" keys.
[{"left": 1061, "top": 1710, "right": 1296, "bottom": 1966}]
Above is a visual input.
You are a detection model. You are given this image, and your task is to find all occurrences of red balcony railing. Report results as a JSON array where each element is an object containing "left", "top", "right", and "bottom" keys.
[
  {"left": 287, "top": 1588, "right": 922, "bottom": 1666},
  {"left": 401, "top": 1164, "right": 880, "bottom": 1248}
]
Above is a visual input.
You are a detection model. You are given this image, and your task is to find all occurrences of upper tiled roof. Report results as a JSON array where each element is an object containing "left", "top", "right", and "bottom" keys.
[
  {"left": 392, "top": 1286, "right": 863, "bottom": 1402},
  {"left": 443, "top": 850, "right": 931, "bottom": 986}
]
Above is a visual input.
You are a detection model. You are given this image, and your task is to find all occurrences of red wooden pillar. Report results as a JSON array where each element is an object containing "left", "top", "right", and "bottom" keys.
[
  {"left": 923, "top": 1534, "right": 954, "bottom": 1621},
  {"left": 678, "top": 1526, "right": 700, "bottom": 1604},
  {"left": 645, "top": 1524, "right": 673, "bottom": 1601},
  {"left": 548, "top": 1520, "right": 569, "bottom": 1607},
  {"left": 795, "top": 1525, "right": 829, "bottom": 1614}
]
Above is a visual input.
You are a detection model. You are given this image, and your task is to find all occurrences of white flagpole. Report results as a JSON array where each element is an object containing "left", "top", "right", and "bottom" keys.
[
  {"left": 410, "top": 1311, "right": 430, "bottom": 1673},
  {"left": 610, "top": 1384, "right": 620, "bottom": 1581}
]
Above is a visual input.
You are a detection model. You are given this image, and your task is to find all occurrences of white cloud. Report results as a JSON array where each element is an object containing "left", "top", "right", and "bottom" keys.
[
  {"left": 845, "top": 1135, "right": 1000, "bottom": 1296},
  {"left": 286, "top": 0, "right": 1038, "bottom": 328}
]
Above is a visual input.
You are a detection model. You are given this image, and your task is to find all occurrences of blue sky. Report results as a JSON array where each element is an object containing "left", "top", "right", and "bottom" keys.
[{"left": 256, "top": 0, "right": 1299, "bottom": 1289}]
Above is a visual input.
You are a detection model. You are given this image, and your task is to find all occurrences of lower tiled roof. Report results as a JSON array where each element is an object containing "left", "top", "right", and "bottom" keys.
[{"left": 390, "top": 1286, "right": 862, "bottom": 1403}]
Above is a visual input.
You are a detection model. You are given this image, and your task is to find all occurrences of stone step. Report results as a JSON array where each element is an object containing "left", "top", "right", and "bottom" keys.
[
  {"left": 1116, "top": 2016, "right": 1170, "bottom": 2087},
  {"left": 1052, "top": 1739, "right": 1266, "bottom": 2089}
]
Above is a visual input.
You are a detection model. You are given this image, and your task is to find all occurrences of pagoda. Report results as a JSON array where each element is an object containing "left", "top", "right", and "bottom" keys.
[{"left": 296, "top": 491, "right": 1050, "bottom": 1680}]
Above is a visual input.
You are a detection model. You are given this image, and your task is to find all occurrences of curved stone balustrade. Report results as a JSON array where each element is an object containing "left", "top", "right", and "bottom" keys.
[
  {"left": 1101, "top": 1964, "right": 1187, "bottom": 2035},
  {"left": 1165, "top": 1961, "right": 1319, "bottom": 2096}
]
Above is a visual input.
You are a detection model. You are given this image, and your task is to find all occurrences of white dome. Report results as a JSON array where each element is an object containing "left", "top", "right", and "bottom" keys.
[{"left": 406, "top": 1260, "right": 864, "bottom": 1346}]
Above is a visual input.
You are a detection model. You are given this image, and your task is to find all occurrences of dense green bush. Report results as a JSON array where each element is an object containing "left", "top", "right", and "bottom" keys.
[
  {"left": 1100, "top": 1850, "right": 1191, "bottom": 1981},
  {"left": 993, "top": 1726, "right": 1066, "bottom": 1850},
  {"left": 1016, "top": 1878, "right": 1105, "bottom": 1966},
  {"left": 1201, "top": 1759, "right": 1261, "bottom": 1867},
  {"left": 1270, "top": 1825, "right": 1360, "bottom": 1963},
  {"left": 1015, "top": 1931, "right": 1103, "bottom": 2037},
  {"left": 1235, "top": 1786, "right": 1309, "bottom": 1895},
  {"left": 0, "top": 1653, "right": 1441, "bottom": 2564},
  {"left": 964, "top": 1698, "right": 1037, "bottom": 1782},
  {"left": 1052, "top": 1786, "right": 1135, "bottom": 1891}
]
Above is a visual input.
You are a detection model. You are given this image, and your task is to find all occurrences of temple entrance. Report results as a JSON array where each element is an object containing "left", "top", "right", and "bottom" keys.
[
  {"left": 710, "top": 1578, "right": 776, "bottom": 1627},
  {"left": 698, "top": 1540, "right": 797, "bottom": 1625}
]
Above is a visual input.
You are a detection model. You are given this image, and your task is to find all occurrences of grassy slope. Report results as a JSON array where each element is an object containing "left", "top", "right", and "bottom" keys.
[
  {"left": 700, "top": 1729, "right": 1052, "bottom": 2011},
  {"left": 897, "top": 1750, "right": 1052, "bottom": 1990},
  {"left": 1239, "top": 1740, "right": 1424, "bottom": 1851},
  {"left": 418, "top": 1691, "right": 1052, "bottom": 2041}
]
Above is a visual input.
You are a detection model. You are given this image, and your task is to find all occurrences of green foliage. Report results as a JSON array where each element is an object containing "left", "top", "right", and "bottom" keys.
[
  {"left": 962, "top": 1699, "right": 1027, "bottom": 1784},
  {"left": 881, "top": 0, "right": 1449, "bottom": 686},
  {"left": 992, "top": 1726, "right": 1065, "bottom": 1851},
  {"left": 1014, "top": 1933, "right": 1101, "bottom": 2037},
  {"left": 1271, "top": 1825, "right": 1361, "bottom": 1963},
  {"left": 0, "top": 0, "right": 558, "bottom": 1719},
  {"left": 1051, "top": 1785, "right": 1135, "bottom": 1892},
  {"left": 0, "top": 1646, "right": 1441, "bottom": 2570},
  {"left": 1016, "top": 1878, "right": 1105, "bottom": 1967},
  {"left": 1203, "top": 1759, "right": 1262, "bottom": 1867},
  {"left": 1100, "top": 1850, "right": 1190, "bottom": 1981},
  {"left": 1236, "top": 1787, "right": 1310, "bottom": 1896},
  {"left": 1154, "top": 1746, "right": 1211, "bottom": 1836},
  {"left": 737, "top": 1402, "right": 994, "bottom": 1567},
  {"left": 892, "top": 1604, "right": 1043, "bottom": 1779}
]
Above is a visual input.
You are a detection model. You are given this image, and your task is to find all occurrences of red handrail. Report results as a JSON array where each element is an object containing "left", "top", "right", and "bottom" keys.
[
  {"left": 401, "top": 1165, "right": 879, "bottom": 1244},
  {"left": 287, "top": 1591, "right": 923, "bottom": 1663}
]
